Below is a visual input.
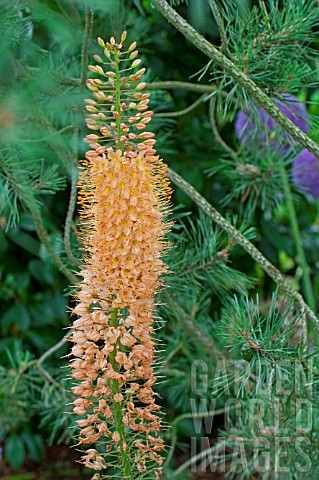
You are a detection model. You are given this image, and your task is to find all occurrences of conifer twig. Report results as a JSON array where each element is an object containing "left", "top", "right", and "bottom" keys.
[
  {"left": 208, "top": 0, "right": 228, "bottom": 53},
  {"left": 152, "top": 0, "right": 319, "bottom": 158},
  {"left": 209, "top": 96, "right": 237, "bottom": 157},
  {"left": 36, "top": 363, "right": 68, "bottom": 394},
  {"left": 34, "top": 110, "right": 74, "bottom": 175},
  {"left": 164, "top": 406, "right": 231, "bottom": 470},
  {"left": 55, "top": 73, "right": 81, "bottom": 87},
  {"left": 23, "top": 126, "right": 74, "bottom": 142},
  {"left": 173, "top": 242, "right": 232, "bottom": 275},
  {"left": 20, "top": 329, "right": 73, "bottom": 396},
  {"left": 166, "top": 297, "right": 225, "bottom": 362},
  {"left": 167, "top": 168, "right": 319, "bottom": 331},
  {"left": 63, "top": 6, "right": 94, "bottom": 266},
  {"left": 64, "top": 164, "right": 79, "bottom": 266},
  {"left": 30, "top": 202, "right": 77, "bottom": 284},
  {"left": 80, "top": 6, "right": 94, "bottom": 88},
  {"left": 147, "top": 81, "right": 217, "bottom": 93},
  {"left": 171, "top": 407, "right": 232, "bottom": 428},
  {"left": 24, "top": 334, "right": 72, "bottom": 394},
  {"left": 171, "top": 440, "right": 226, "bottom": 478},
  {"left": 154, "top": 93, "right": 207, "bottom": 118},
  {"left": 37, "top": 329, "right": 73, "bottom": 365}
]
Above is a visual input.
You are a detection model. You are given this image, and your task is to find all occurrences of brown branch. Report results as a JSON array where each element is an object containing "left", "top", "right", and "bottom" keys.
[
  {"left": 64, "top": 6, "right": 94, "bottom": 266},
  {"left": 166, "top": 297, "right": 225, "bottom": 363},
  {"left": 152, "top": 0, "right": 319, "bottom": 158},
  {"left": 167, "top": 167, "right": 319, "bottom": 331},
  {"left": 173, "top": 242, "right": 233, "bottom": 276},
  {"left": 154, "top": 93, "right": 207, "bottom": 118},
  {"left": 209, "top": 96, "right": 237, "bottom": 157},
  {"left": 30, "top": 202, "right": 77, "bottom": 284},
  {"left": 146, "top": 81, "right": 217, "bottom": 93},
  {"left": 208, "top": 0, "right": 228, "bottom": 53}
]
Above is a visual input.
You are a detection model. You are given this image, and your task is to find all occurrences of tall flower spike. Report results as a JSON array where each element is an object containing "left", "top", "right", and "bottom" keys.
[{"left": 70, "top": 32, "right": 172, "bottom": 479}]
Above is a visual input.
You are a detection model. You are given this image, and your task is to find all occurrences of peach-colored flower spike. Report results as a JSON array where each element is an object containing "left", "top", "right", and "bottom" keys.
[{"left": 70, "top": 32, "right": 172, "bottom": 480}]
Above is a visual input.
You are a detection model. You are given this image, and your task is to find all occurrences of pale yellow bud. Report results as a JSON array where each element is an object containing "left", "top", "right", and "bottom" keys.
[
  {"left": 131, "top": 59, "right": 142, "bottom": 68},
  {"left": 135, "top": 82, "right": 146, "bottom": 91},
  {"left": 121, "top": 31, "right": 127, "bottom": 43},
  {"left": 93, "top": 91, "right": 107, "bottom": 101},
  {"left": 97, "top": 37, "right": 105, "bottom": 48},
  {"left": 85, "top": 99, "right": 97, "bottom": 106},
  {"left": 139, "top": 132, "right": 155, "bottom": 139},
  {"left": 93, "top": 54, "right": 103, "bottom": 63},
  {"left": 104, "top": 48, "right": 111, "bottom": 59},
  {"left": 128, "top": 41, "right": 137, "bottom": 52},
  {"left": 129, "top": 50, "right": 138, "bottom": 60},
  {"left": 105, "top": 71, "right": 116, "bottom": 78},
  {"left": 86, "top": 105, "right": 99, "bottom": 113}
]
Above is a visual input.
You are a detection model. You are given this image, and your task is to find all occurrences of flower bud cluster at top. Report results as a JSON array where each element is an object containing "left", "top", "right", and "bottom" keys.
[{"left": 84, "top": 31, "right": 158, "bottom": 159}]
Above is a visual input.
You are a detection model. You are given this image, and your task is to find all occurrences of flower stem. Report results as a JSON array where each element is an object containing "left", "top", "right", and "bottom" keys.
[
  {"left": 114, "top": 51, "right": 123, "bottom": 151},
  {"left": 278, "top": 160, "right": 316, "bottom": 313},
  {"left": 109, "top": 308, "right": 133, "bottom": 479}
]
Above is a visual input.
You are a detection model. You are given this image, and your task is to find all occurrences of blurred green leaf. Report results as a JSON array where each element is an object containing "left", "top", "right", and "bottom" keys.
[
  {"left": 21, "top": 430, "right": 44, "bottom": 464},
  {"left": 6, "top": 229, "right": 40, "bottom": 256},
  {"left": 28, "top": 258, "right": 55, "bottom": 285},
  {"left": 5, "top": 433, "right": 26, "bottom": 470},
  {"left": 26, "top": 329, "right": 64, "bottom": 351},
  {"left": 1, "top": 304, "right": 31, "bottom": 335},
  {"left": 18, "top": 212, "right": 36, "bottom": 232}
]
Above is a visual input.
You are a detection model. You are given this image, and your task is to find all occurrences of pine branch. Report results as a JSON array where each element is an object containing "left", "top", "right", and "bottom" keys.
[
  {"left": 64, "top": 6, "right": 94, "bottom": 266},
  {"left": 171, "top": 406, "right": 231, "bottom": 428},
  {"left": 171, "top": 440, "right": 226, "bottom": 478},
  {"left": 172, "top": 241, "right": 233, "bottom": 275},
  {"left": 30, "top": 202, "right": 77, "bottom": 284},
  {"left": 36, "top": 363, "right": 68, "bottom": 394},
  {"left": 33, "top": 111, "right": 74, "bottom": 176},
  {"left": 147, "top": 81, "right": 217, "bottom": 93},
  {"left": 23, "top": 126, "right": 74, "bottom": 143},
  {"left": 55, "top": 73, "right": 81, "bottom": 87},
  {"left": 154, "top": 93, "right": 207, "bottom": 118},
  {"left": 37, "top": 329, "right": 72, "bottom": 366},
  {"left": 208, "top": 0, "right": 228, "bottom": 53},
  {"left": 166, "top": 297, "right": 225, "bottom": 362},
  {"left": 152, "top": 0, "right": 319, "bottom": 158},
  {"left": 17, "top": 340, "right": 71, "bottom": 395},
  {"left": 80, "top": 6, "right": 94, "bottom": 88},
  {"left": 19, "top": 329, "right": 73, "bottom": 395},
  {"left": 208, "top": 96, "right": 236, "bottom": 157},
  {"left": 164, "top": 406, "right": 231, "bottom": 471},
  {"left": 64, "top": 163, "right": 79, "bottom": 267},
  {"left": 167, "top": 168, "right": 319, "bottom": 331}
]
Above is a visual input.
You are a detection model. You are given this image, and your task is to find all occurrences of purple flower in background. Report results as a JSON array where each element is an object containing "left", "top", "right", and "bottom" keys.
[
  {"left": 235, "top": 94, "right": 309, "bottom": 150},
  {"left": 292, "top": 149, "right": 319, "bottom": 199}
]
